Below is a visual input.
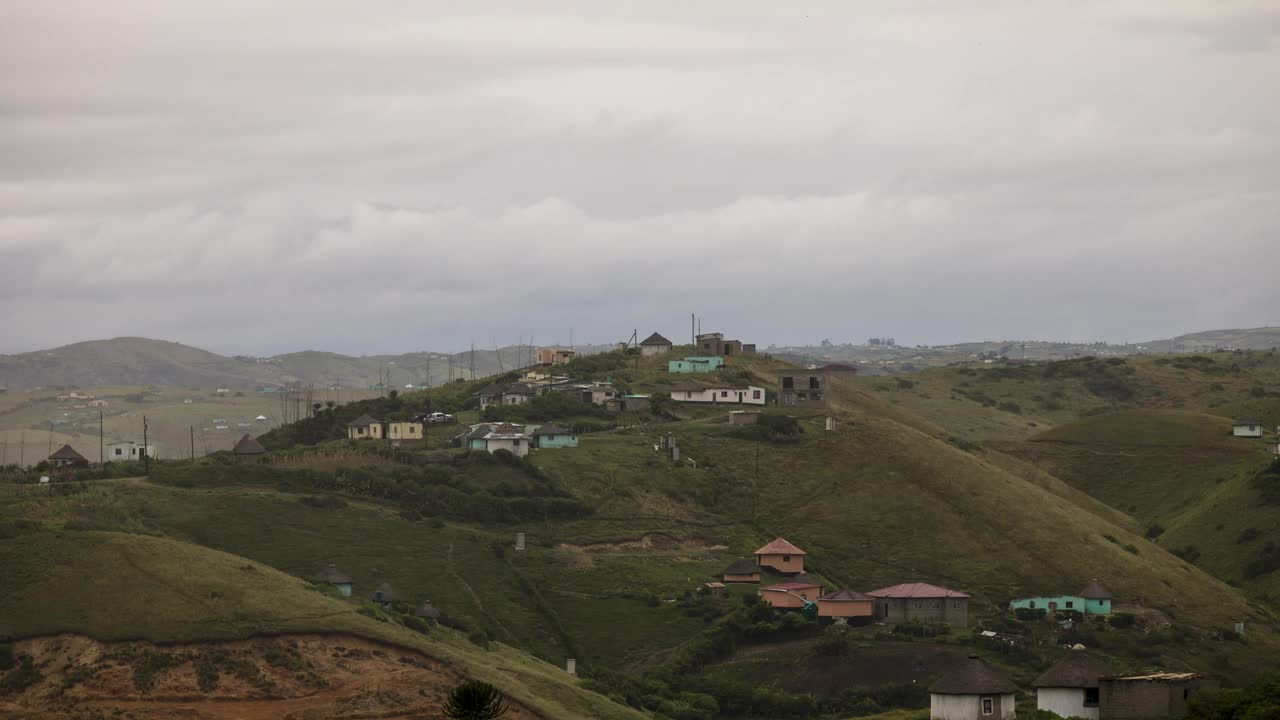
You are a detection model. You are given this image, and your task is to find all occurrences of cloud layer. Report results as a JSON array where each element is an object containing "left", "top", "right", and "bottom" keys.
[{"left": 2, "top": 1, "right": 1277, "bottom": 354}]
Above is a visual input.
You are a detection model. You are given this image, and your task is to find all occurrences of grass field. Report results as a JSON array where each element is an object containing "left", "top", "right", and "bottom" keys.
[{"left": 0, "top": 529, "right": 645, "bottom": 720}]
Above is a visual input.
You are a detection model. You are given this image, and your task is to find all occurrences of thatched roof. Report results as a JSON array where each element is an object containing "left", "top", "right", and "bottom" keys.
[
  {"left": 929, "top": 656, "right": 1018, "bottom": 695},
  {"left": 1033, "top": 650, "right": 1112, "bottom": 689},
  {"left": 641, "top": 332, "right": 672, "bottom": 346},
  {"left": 346, "top": 414, "right": 381, "bottom": 428},
  {"left": 1079, "top": 579, "right": 1112, "bottom": 600},
  {"left": 232, "top": 434, "right": 266, "bottom": 455},
  {"left": 315, "top": 564, "right": 352, "bottom": 584},
  {"left": 48, "top": 444, "right": 86, "bottom": 462},
  {"left": 370, "top": 582, "right": 401, "bottom": 603}
]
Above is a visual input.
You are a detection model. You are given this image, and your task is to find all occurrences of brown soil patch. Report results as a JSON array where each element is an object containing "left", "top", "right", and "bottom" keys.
[{"left": 0, "top": 634, "right": 539, "bottom": 720}]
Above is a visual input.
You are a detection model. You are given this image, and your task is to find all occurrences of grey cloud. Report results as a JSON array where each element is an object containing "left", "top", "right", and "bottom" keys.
[{"left": 1, "top": 1, "right": 1277, "bottom": 354}]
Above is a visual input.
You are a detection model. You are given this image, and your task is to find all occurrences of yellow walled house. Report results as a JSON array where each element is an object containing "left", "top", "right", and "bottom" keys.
[
  {"left": 386, "top": 421, "right": 424, "bottom": 441},
  {"left": 759, "top": 577, "right": 824, "bottom": 609},
  {"left": 346, "top": 414, "right": 384, "bottom": 440},
  {"left": 817, "top": 588, "right": 875, "bottom": 626},
  {"left": 754, "top": 537, "right": 806, "bottom": 575}
]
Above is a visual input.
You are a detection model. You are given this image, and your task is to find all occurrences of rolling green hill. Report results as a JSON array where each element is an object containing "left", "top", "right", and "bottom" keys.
[
  {"left": 0, "top": 528, "right": 644, "bottom": 720},
  {"left": 4, "top": 347, "right": 1280, "bottom": 718}
]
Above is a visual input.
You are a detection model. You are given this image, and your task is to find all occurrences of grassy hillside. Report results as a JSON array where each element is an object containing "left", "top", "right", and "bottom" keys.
[{"left": 0, "top": 529, "right": 644, "bottom": 720}]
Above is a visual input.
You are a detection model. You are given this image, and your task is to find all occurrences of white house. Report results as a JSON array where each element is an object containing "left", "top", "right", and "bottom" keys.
[
  {"left": 1233, "top": 418, "right": 1264, "bottom": 437},
  {"left": 1033, "top": 650, "right": 1110, "bottom": 720},
  {"left": 501, "top": 383, "right": 536, "bottom": 405},
  {"left": 929, "top": 656, "right": 1017, "bottom": 720},
  {"left": 105, "top": 441, "right": 156, "bottom": 462},
  {"left": 669, "top": 380, "right": 766, "bottom": 406},
  {"left": 640, "top": 332, "right": 673, "bottom": 357}
]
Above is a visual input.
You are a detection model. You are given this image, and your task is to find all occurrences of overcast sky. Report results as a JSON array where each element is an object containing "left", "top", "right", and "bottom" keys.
[{"left": 2, "top": 1, "right": 1277, "bottom": 355}]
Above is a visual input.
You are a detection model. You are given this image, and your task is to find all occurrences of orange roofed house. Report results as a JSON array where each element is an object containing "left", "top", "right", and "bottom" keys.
[
  {"left": 868, "top": 582, "right": 971, "bottom": 628},
  {"left": 754, "top": 537, "right": 806, "bottom": 575},
  {"left": 817, "top": 588, "right": 875, "bottom": 626},
  {"left": 759, "top": 574, "right": 824, "bottom": 609}
]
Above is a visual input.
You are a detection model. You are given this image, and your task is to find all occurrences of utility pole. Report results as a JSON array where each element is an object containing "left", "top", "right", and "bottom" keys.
[
  {"left": 19, "top": 430, "right": 24, "bottom": 468},
  {"left": 47, "top": 421, "right": 53, "bottom": 458},
  {"left": 190, "top": 425, "right": 196, "bottom": 463},
  {"left": 692, "top": 313, "right": 695, "bottom": 345},
  {"left": 142, "top": 415, "right": 150, "bottom": 474},
  {"left": 469, "top": 341, "right": 475, "bottom": 380},
  {"left": 100, "top": 410, "right": 104, "bottom": 464}
]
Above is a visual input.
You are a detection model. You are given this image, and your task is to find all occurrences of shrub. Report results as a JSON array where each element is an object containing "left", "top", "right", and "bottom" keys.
[
  {"left": 996, "top": 401, "right": 1023, "bottom": 415},
  {"left": 1250, "top": 385, "right": 1266, "bottom": 398},
  {"left": 0, "top": 644, "right": 14, "bottom": 671},
  {"left": 1145, "top": 523, "right": 1166, "bottom": 539},
  {"left": 1014, "top": 608, "right": 1048, "bottom": 622},
  {"left": 0, "top": 654, "right": 41, "bottom": 694},
  {"left": 1244, "top": 541, "right": 1280, "bottom": 579},
  {"left": 1109, "top": 613, "right": 1137, "bottom": 628},
  {"left": 1238, "top": 527, "right": 1263, "bottom": 544},
  {"left": 467, "top": 630, "right": 492, "bottom": 649},
  {"left": 895, "top": 378, "right": 915, "bottom": 390},
  {"left": 814, "top": 624, "right": 856, "bottom": 657}
]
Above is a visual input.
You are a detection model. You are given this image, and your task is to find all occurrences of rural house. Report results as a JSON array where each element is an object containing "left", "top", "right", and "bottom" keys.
[
  {"left": 47, "top": 444, "right": 87, "bottom": 468},
  {"left": 1033, "top": 649, "right": 1112, "bottom": 720},
  {"left": 105, "top": 441, "right": 155, "bottom": 462},
  {"left": 696, "top": 332, "right": 756, "bottom": 356},
  {"left": 502, "top": 383, "right": 536, "bottom": 405},
  {"left": 535, "top": 347, "right": 577, "bottom": 366},
  {"left": 385, "top": 421, "right": 424, "bottom": 441},
  {"left": 346, "top": 415, "right": 384, "bottom": 440},
  {"left": 754, "top": 537, "right": 806, "bottom": 574},
  {"left": 816, "top": 588, "right": 874, "bottom": 626},
  {"left": 777, "top": 364, "right": 857, "bottom": 407},
  {"left": 478, "top": 384, "right": 505, "bottom": 410},
  {"left": 669, "top": 379, "right": 766, "bottom": 406},
  {"left": 531, "top": 422, "right": 578, "bottom": 449},
  {"left": 722, "top": 558, "right": 761, "bottom": 583},
  {"left": 414, "top": 603, "right": 441, "bottom": 625},
  {"left": 232, "top": 434, "right": 266, "bottom": 457},
  {"left": 1098, "top": 672, "right": 1217, "bottom": 719},
  {"left": 929, "top": 655, "right": 1018, "bottom": 720},
  {"left": 1011, "top": 579, "right": 1113, "bottom": 617},
  {"left": 1233, "top": 418, "right": 1264, "bottom": 437},
  {"left": 369, "top": 582, "right": 402, "bottom": 608},
  {"left": 868, "top": 582, "right": 970, "bottom": 628},
  {"left": 315, "top": 564, "right": 353, "bottom": 596},
  {"left": 640, "top": 332, "right": 673, "bottom": 356},
  {"left": 759, "top": 579, "right": 823, "bottom": 609},
  {"left": 668, "top": 356, "right": 726, "bottom": 374},
  {"left": 459, "top": 422, "right": 532, "bottom": 457}
]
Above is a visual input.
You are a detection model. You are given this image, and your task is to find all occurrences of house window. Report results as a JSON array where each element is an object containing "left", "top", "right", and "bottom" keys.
[
  {"left": 1028, "top": 601, "right": 1035, "bottom": 609},
  {"left": 115, "top": 449, "right": 123, "bottom": 456},
  {"left": 753, "top": 390, "right": 762, "bottom": 399},
  {"left": 952, "top": 601, "right": 962, "bottom": 609},
  {"left": 1084, "top": 688, "right": 1099, "bottom": 707},
  {"left": 930, "top": 600, "right": 940, "bottom": 609},
  {"left": 982, "top": 697, "right": 994, "bottom": 715},
  {"left": 809, "top": 376, "right": 820, "bottom": 389},
  {"left": 721, "top": 391, "right": 729, "bottom": 397},
  {"left": 913, "top": 601, "right": 922, "bottom": 609},
  {"left": 782, "top": 555, "right": 791, "bottom": 562},
  {"left": 782, "top": 377, "right": 794, "bottom": 389},
  {"left": 1065, "top": 601, "right": 1074, "bottom": 609}
]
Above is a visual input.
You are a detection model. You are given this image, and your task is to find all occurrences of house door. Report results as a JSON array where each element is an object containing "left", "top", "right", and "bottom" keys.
[
  {"left": 736, "top": 392, "right": 744, "bottom": 403},
  {"left": 1048, "top": 602, "right": 1058, "bottom": 614}
]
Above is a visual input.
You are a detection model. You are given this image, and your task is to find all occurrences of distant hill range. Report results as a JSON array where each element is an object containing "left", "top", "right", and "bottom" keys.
[
  {"left": 2, "top": 328, "right": 1276, "bottom": 389},
  {"left": 0, "top": 337, "right": 606, "bottom": 390}
]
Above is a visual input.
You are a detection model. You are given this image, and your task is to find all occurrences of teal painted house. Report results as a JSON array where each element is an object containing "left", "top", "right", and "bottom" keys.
[
  {"left": 1011, "top": 579, "right": 1112, "bottom": 616},
  {"left": 669, "top": 356, "right": 726, "bottom": 374},
  {"left": 315, "top": 564, "right": 353, "bottom": 597},
  {"left": 532, "top": 422, "right": 578, "bottom": 449}
]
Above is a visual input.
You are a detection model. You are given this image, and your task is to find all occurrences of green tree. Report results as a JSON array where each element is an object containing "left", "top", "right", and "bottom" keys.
[{"left": 443, "top": 680, "right": 509, "bottom": 719}]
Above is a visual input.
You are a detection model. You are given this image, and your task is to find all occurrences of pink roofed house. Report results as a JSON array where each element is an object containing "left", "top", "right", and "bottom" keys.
[{"left": 754, "top": 537, "right": 807, "bottom": 575}]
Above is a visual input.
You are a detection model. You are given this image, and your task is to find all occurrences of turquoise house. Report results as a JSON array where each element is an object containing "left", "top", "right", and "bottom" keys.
[
  {"left": 532, "top": 422, "right": 578, "bottom": 449},
  {"left": 1011, "top": 579, "right": 1112, "bottom": 616},
  {"left": 669, "top": 356, "right": 726, "bottom": 374}
]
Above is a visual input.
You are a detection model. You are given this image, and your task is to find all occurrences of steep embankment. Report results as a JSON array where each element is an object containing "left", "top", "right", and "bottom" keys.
[{"left": 0, "top": 531, "right": 644, "bottom": 720}]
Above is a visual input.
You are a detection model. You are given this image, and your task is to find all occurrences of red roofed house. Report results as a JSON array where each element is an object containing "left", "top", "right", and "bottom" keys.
[
  {"left": 868, "top": 582, "right": 970, "bottom": 628},
  {"left": 754, "top": 537, "right": 806, "bottom": 575},
  {"left": 817, "top": 588, "right": 875, "bottom": 626},
  {"left": 759, "top": 579, "right": 823, "bottom": 609}
]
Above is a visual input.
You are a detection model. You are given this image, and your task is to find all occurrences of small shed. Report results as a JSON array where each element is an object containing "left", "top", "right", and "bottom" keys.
[
  {"left": 346, "top": 415, "right": 384, "bottom": 440},
  {"left": 1233, "top": 418, "right": 1264, "bottom": 438},
  {"left": 370, "top": 582, "right": 402, "bottom": 608},
  {"left": 723, "top": 558, "right": 761, "bottom": 584},
  {"left": 315, "top": 564, "right": 353, "bottom": 597},
  {"left": 1034, "top": 649, "right": 1112, "bottom": 720},
  {"left": 47, "top": 444, "right": 87, "bottom": 468},
  {"left": 929, "top": 655, "right": 1018, "bottom": 720},
  {"left": 532, "top": 422, "right": 579, "bottom": 449},
  {"left": 816, "top": 588, "right": 874, "bottom": 626},
  {"left": 1099, "top": 672, "right": 1217, "bottom": 719},
  {"left": 640, "top": 332, "right": 673, "bottom": 357},
  {"left": 232, "top": 434, "right": 266, "bottom": 457},
  {"left": 414, "top": 603, "right": 441, "bottom": 625}
]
